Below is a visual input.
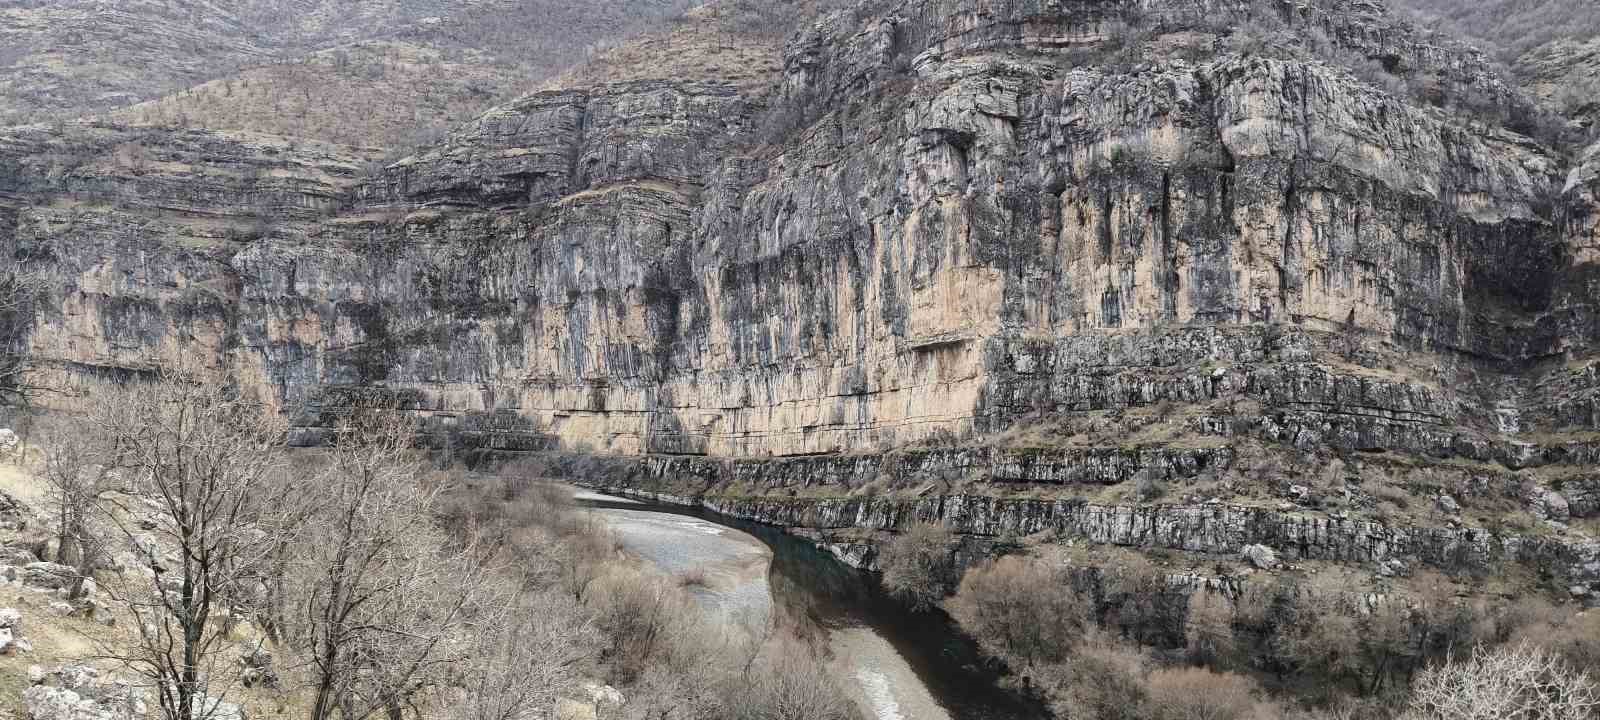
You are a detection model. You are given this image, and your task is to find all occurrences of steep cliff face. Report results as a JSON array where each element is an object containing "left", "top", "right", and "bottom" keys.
[
  {"left": 5, "top": 0, "right": 1600, "bottom": 595},
  {"left": 323, "top": 0, "right": 1583, "bottom": 458},
  {"left": 5, "top": 0, "right": 1596, "bottom": 449}
]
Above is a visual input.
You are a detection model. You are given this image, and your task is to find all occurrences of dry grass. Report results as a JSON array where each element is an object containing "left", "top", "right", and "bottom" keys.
[
  {"left": 112, "top": 41, "right": 530, "bottom": 150},
  {"left": 541, "top": 4, "right": 784, "bottom": 94}
]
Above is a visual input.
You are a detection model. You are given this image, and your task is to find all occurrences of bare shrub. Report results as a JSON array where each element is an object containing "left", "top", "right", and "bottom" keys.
[
  {"left": 952, "top": 555, "right": 1086, "bottom": 666},
  {"left": 588, "top": 565, "right": 697, "bottom": 681},
  {"left": 1401, "top": 642, "right": 1600, "bottom": 720},
  {"left": 738, "top": 636, "right": 855, "bottom": 720},
  {"left": 879, "top": 521, "right": 956, "bottom": 611},
  {"left": 1146, "top": 667, "right": 1275, "bottom": 720},
  {"left": 1039, "top": 635, "right": 1151, "bottom": 720},
  {"left": 460, "top": 589, "right": 602, "bottom": 720}
]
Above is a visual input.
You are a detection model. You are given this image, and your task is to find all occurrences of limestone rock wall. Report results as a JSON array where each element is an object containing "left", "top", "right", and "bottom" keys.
[
  {"left": 563, "top": 461, "right": 1600, "bottom": 596},
  {"left": 1, "top": 0, "right": 1598, "bottom": 464}
]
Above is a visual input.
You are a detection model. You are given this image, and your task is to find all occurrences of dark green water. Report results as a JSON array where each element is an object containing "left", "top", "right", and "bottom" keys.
[{"left": 579, "top": 495, "right": 1048, "bottom": 720}]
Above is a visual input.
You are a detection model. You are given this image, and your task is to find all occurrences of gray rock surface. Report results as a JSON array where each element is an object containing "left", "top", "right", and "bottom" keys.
[
  {"left": 3, "top": 0, "right": 1595, "bottom": 464},
  {"left": 23, "top": 686, "right": 108, "bottom": 720},
  {"left": 23, "top": 563, "right": 76, "bottom": 591},
  {"left": 4, "top": 0, "right": 1600, "bottom": 609},
  {"left": 1242, "top": 544, "right": 1282, "bottom": 570}
]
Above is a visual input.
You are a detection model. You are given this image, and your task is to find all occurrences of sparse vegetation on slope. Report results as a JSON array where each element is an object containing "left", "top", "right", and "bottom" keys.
[
  {"left": 0, "top": 0, "right": 701, "bottom": 133},
  {"left": 942, "top": 548, "right": 1600, "bottom": 719},
  {"left": 112, "top": 42, "right": 524, "bottom": 149},
  {"left": 1392, "top": 0, "right": 1600, "bottom": 120},
  {"left": 1, "top": 380, "right": 862, "bottom": 720},
  {"left": 1393, "top": 0, "right": 1600, "bottom": 65}
]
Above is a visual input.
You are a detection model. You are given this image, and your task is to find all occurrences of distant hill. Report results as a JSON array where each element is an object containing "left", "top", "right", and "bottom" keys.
[
  {"left": 0, "top": 0, "right": 699, "bottom": 135},
  {"left": 1393, "top": 0, "right": 1600, "bottom": 119}
]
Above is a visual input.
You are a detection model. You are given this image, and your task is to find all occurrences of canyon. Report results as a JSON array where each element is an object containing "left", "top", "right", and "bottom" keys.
[{"left": 5, "top": 0, "right": 1600, "bottom": 605}]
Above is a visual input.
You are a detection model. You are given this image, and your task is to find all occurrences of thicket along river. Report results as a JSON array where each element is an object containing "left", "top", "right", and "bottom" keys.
[{"left": 570, "top": 488, "right": 1044, "bottom": 720}]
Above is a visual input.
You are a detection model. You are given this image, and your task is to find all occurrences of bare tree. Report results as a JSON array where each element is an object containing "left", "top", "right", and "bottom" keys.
[
  {"left": 1402, "top": 642, "right": 1600, "bottom": 720},
  {"left": 287, "top": 410, "right": 491, "bottom": 720},
  {"left": 231, "top": 450, "right": 326, "bottom": 646},
  {"left": 36, "top": 415, "right": 125, "bottom": 597},
  {"left": 0, "top": 270, "right": 42, "bottom": 404},
  {"left": 89, "top": 368, "right": 287, "bottom": 720}
]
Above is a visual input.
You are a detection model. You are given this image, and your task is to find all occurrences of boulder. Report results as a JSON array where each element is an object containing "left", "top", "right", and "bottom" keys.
[
  {"left": 582, "top": 683, "right": 625, "bottom": 708},
  {"left": 0, "top": 489, "right": 29, "bottom": 531},
  {"left": 193, "top": 696, "right": 246, "bottom": 720},
  {"left": 2, "top": 544, "right": 41, "bottom": 566},
  {"left": 1536, "top": 489, "right": 1571, "bottom": 523},
  {"left": 23, "top": 686, "right": 110, "bottom": 720},
  {"left": 554, "top": 699, "right": 595, "bottom": 720},
  {"left": 0, "top": 607, "right": 21, "bottom": 629},
  {"left": 0, "top": 428, "right": 17, "bottom": 454},
  {"left": 1435, "top": 494, "right": 1462, "bottom": 515},
  {"left": 239, "top": 644, "right": 278, "bottom": 689},
  {"left": 1242, "top": 544, "right": 1281, "bottom": 571},
  {"left": 24, "top": 562, "right": 77, "bottom": 590}
]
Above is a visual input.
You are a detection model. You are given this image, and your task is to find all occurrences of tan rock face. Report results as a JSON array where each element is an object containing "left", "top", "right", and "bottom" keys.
[{"left": 1, "top": 0, "right": 1597, "bottom": 462}]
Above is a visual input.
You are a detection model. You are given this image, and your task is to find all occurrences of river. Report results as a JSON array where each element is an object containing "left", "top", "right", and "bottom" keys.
[{"left": 570, "top": 489, "right": 1043, "bottom": 720}]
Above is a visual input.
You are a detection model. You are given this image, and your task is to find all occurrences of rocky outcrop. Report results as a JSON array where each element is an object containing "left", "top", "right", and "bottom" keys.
[
  {"left": 23, "top": 665, "right": 150, "bottom": 720},
  {"left": 579, "top": 477, "right": 1600, "bottom": 601},
  {"left": 3, "top": 1, "right": 1600, "bottom": 504},
  {"left": 0, "top": 606, "right": 26, "bottom": 655}
]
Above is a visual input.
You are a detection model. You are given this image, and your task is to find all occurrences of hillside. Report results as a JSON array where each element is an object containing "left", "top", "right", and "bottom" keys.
[
  {"left": 1393, "top": 0, "right": 1600, "bottom": 63},
  {"left": 107, "top": 1, "right": 790, "bottom": 149},
  {"left": 0, "top": 0, "right": 698, "bottom": 136},
  {"left": 1393, "top": 0, "right": 1600, "bottom": 120},
  {"left": 109, "top": 41, "right": 531, "bottom": 150}
]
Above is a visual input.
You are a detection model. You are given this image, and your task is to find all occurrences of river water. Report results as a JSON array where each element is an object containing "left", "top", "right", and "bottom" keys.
[{"left": 571, "top": 489, "right": 1043, "bottom": 720}]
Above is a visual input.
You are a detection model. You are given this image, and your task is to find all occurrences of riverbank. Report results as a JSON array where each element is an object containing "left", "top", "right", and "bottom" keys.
[
  {"left": 571, "top": 488, "right": 774, "bottom": 630},
  {"left": 563, "top": 484, "right": 1043, "bottom": 720}
]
